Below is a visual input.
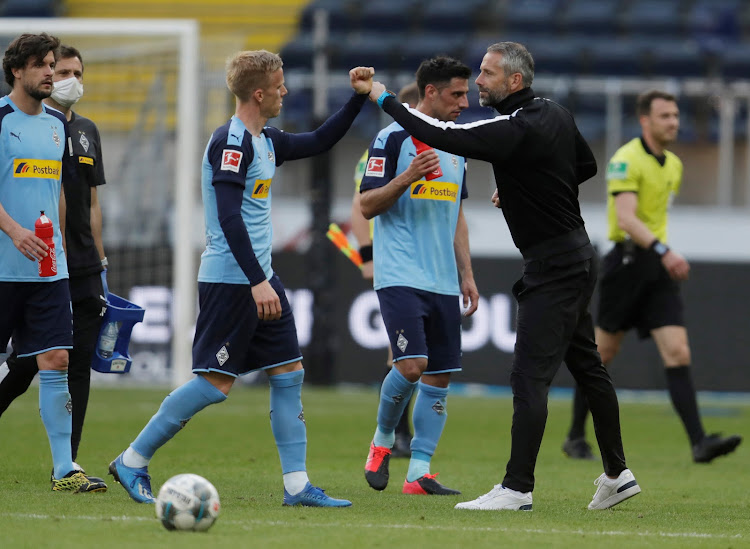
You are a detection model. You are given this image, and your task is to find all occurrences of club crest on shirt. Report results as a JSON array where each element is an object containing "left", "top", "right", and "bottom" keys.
[
  {"left": 267, "top": 150, "right": 274, "bottom": 163},
  {"left": 52, "top": 126, "right": 60, "bottom": 147},
  {"left": 79, "top": 132, "right": 90, "bottom": 152},
  {"left": 221, "top": 149, "right": 243, "bottom": 172},
  {"left": 365, "top": 156, "right": 385, "bottom": 177},
  {"left": 451, "top": 155, "right": 458, "bottom": 168}
]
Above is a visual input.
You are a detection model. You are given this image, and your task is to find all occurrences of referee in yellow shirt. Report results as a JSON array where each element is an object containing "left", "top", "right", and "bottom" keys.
[{"left": 562, "top": 90, "right": 742, "bottom": 464}]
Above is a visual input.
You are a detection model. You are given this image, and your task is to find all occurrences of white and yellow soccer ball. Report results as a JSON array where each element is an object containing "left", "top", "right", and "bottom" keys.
[{"left": 155, "top": 474, "right": 220, "bottom": 532}]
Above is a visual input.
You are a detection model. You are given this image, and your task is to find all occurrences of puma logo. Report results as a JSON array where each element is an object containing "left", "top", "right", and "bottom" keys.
[{"left": 10, "top": 131, "right": 21, "bottom": 142}]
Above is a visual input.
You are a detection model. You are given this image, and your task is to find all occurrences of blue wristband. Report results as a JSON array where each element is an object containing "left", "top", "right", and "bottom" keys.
[{"left": 377, "top": 90, "right": 395, "bottom": 108}]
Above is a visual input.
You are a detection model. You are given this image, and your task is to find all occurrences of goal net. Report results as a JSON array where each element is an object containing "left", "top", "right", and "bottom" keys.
[{"left": 0, "top": 18, "right": 209, "bottom": 387}]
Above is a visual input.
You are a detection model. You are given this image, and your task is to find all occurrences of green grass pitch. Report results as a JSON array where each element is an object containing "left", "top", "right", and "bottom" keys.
[{"left": 0, "top": 385, "right": 747, "bottom": 549}]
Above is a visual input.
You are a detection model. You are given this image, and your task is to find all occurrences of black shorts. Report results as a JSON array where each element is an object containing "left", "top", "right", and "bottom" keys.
[
  {"left": 596, "top": 243, "right": 684, "bottom": 339},
  {"left": 191, "top": 275, "right": 302, "bottom": 377},
  {"left": 0, "top": 280, "right": 73, "bottom": 357}
]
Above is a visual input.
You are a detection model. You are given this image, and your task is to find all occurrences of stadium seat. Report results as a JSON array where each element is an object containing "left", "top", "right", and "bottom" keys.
[
  {"left": 501, "top": 0, "right": 563, "bottom": 34},
  {"left": 718, "top": 41, "right": 750, "bottom": 79},
  {"left": 584, "top": 39, "right": 649, "bottom": 76},
  {"left": 359, "top": 0, "right": 422, "bottom": 33},
  {"left": 298, "top": 0, "right": 360, "bottom": 33},
  {"left": 561, "top": 0, "right": 621, "bottom": 36},
  {"left": 647, "top": 39, "right": 706, "bottom": 77},
  {"left": 1, "top": 0, "right": 58, "bottom": 16},
  {"left": 619, "top": 0, "right": 686, "bottom": 37},
  {"left": 329, "top": 32, "right": 401, "bottom": 72},
  {"left": 280, "top": 33, "right": 317, "bottom": 71},
  {"left": 525, "top": 39, "right": 585, "bottom": 75},
  {"left": 686, "top": 0, "right": 742, "bottom": 38},
  {"left": 394, "top": 34, "right": 466, "bottom": 73},
  {"left": 418, "top": 0, "right": 487, "bottom": 34}
]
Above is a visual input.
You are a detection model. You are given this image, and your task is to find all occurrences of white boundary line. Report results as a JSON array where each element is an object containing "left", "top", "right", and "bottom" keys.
[{"left": 3, "top": 513, "right": 743, "bottom": 540}]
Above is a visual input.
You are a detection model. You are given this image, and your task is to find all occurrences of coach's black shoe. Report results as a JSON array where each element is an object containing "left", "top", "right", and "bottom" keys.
[
  {"left": 692, "top": 433, "right": 742, "bottom": 463},
  {"left": 562, "top": 437, "right": 595, "bottom": 460},
  {"left": 391, "top": 433, "right": 412, "bottom": 458}
]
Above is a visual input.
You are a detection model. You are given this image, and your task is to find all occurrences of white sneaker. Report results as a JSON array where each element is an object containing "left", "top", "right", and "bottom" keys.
[
  {"left": 588, "top": 468, "right": 641, "bottom": 510},
  {"left": 455, "top": 484, "right": 532, "bottom": 511}
]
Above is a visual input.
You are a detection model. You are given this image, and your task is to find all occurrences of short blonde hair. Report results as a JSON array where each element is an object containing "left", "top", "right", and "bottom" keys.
[{"left": 226, "top": 50, "right": 283, "bottom": 101}]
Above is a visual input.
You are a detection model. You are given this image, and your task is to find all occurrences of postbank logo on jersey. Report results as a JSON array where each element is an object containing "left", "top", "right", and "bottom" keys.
[
  {"left": 410, "top": 181, "right": 459, "bottom": 202},
  {"left": 221, "top": 149, "right": 243, "bottom": 173},
  {"left": 13, "top": 159, "right": 62, "bottom": 179},
  {"left": 252, "top": 178, "right": 271, "bottom": 199}
]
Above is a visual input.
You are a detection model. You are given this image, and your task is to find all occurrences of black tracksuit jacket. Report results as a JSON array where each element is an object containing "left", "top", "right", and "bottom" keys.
[{"left": 382, "top": 87, "right": 597, "bottom": 263}]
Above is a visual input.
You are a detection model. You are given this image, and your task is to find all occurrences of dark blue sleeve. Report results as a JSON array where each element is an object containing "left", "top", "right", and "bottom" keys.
[
  {"left": 265, "top": 92, "right": 367, "bottom": 165},
  {"left": 359, "top": 131, "right": 401, "bottom": 192},
  {"left": 214, "top": 181, "right": 267, "bottom": 286}
]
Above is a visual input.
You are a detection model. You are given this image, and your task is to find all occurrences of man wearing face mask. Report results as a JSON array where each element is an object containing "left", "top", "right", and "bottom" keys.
[{"left": 0, "top": 44, "right": 109, "bottom": 485}]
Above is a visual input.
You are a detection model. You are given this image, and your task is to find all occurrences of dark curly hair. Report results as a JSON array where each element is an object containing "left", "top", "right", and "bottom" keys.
[{"left": 3, "top": 33, "right": 60, "bottom": 87}]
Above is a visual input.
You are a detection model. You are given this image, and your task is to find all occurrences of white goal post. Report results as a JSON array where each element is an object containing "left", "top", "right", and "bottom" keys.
[{"left": 0, "top": 18, "right": 200, "bottom": 387}]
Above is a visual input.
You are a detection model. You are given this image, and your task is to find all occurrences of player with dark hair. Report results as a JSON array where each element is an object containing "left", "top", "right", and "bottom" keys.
[
  {"left": 368, "top": 42, "right": 638, "bottom": 511},
  {"left": 561, "top": 90, "right": 742, "bottom": 463},
  {"left": 0, "top": 44, "right": 110, "bottom": 485},
  {"left": 0, "top": 32, "right": 105, "bottom": 493},
  {"left": 109, "top": 50, "right": 373, "bottom": 507},
  {"left": 361, "top": 56, "right": 478, "bottom": 496},
  {"left": 350, "top": 81, "right": 420, "bottom": 459}
]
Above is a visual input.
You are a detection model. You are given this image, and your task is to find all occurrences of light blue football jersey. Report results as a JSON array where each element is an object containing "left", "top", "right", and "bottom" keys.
[
  {"left": 0, "top": 96, "right": 70, "bottom": 282},
  {"left": 360, "top": 122, "right": 468, "bottom": 295},
  {"left": 198, "top": 117, "right": 278, "bottom": 284}
]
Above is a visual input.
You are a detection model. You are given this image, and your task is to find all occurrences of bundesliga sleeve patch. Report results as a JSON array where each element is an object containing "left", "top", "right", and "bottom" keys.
[
  {"left": 606, "top": 161, "right": 628, "bottom": 180},
  {"left": 365, "top": 156, "right": 386, "bottom": 177},
  {"left": 221, "top": 149, "right": 243, "bottom": 173}
]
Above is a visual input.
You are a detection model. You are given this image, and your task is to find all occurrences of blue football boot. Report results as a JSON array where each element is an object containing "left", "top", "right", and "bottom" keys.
[
  {"left": 108, "top": 451, "right": 155, "bottom": 503},
  {"left": 282, "top": 482, "right": 352, "bottom": 507}
]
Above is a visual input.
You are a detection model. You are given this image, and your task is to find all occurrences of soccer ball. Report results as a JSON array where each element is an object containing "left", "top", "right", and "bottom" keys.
[{"left": 155, "top": 474, "right": 220, "bottom": 532}]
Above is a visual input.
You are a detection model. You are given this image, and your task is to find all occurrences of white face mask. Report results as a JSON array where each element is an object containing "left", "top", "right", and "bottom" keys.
[{"left": 51, "top": 76, "right": 84, "bottom": 108}]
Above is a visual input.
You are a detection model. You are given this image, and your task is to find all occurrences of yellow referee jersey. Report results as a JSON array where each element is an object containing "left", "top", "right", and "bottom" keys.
[{"left": 605, "top": 137, "right": 683, "bottom": 243}]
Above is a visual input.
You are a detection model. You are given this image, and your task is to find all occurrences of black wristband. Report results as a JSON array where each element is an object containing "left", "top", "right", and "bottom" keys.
[
  {"left": 649, "top": 239, "right": 670, "bottom": 257},
  {"left": 359, "top": 244, "right": 373, "bottom": 263}
]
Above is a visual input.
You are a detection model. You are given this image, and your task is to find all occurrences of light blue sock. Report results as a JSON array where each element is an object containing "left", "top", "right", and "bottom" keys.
[
  {"left": 374, "top": 367, "right": 417, "bottom": 448},
  {"left": 269, "top": 369, "right": 307, "bottom": 474},
  {"left": 131, "top": 375, "right": 226, "bottom": 460},
  {"left": 39, "top": 370, "right": 75, "bottom": 479},
  {"left": 407, "top": 382, "right": 449, "bottom": 482}
]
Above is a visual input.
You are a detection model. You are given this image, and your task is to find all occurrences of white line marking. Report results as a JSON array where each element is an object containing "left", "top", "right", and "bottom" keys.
[{"left": 4, "top": 513, "right": 742, "bottom": 539}]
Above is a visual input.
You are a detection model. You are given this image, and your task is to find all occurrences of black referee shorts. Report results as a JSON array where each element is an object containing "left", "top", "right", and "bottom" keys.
[{"left": 596, "top": 243, "right": 684, "bottom": 339}]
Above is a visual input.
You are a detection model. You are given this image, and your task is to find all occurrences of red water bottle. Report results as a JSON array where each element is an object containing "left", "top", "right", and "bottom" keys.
[
  {"left": 34, "top": 211, "right": 56, "bottom": 277},
  {"left": 411, "top": 137, "right": 443, "bottom": 181}
]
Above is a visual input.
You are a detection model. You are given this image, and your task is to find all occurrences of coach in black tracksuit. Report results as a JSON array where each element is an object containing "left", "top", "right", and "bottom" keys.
[{"left": 369, "top": 42, "right": 640, "bottom": 511}]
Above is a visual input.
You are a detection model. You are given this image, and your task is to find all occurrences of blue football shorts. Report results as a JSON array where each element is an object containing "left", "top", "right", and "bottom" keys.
[
  {"left": 0, "top": 279, "right": 73, "bottom": 357},
  {"left": 191, "top": 275, "right": 302, "bottom": 377},
  {"left": 376, "top": 285, "right": 462, "bottom": 374}
]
